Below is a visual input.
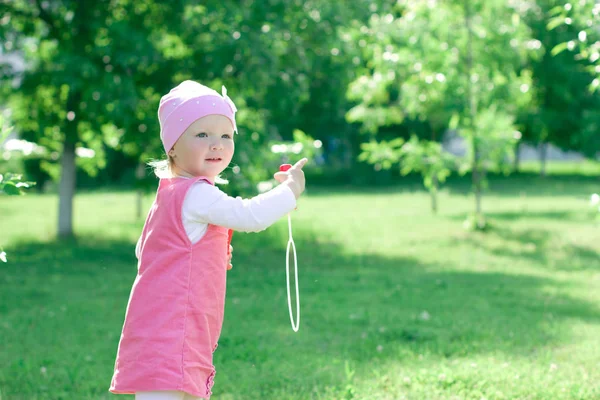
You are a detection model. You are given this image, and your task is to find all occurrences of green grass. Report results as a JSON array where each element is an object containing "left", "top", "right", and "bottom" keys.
[{"left": 0, "top": 169, "right": 599, "bottom": 399}]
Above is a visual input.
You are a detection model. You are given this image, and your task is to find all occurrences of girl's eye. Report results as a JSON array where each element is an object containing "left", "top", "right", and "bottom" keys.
[
  {"left": 222, "top": 134, "right": 232, "bottom": 139},
  {"left": 196, "top": 132, "right": 207, "bottom": 137}
]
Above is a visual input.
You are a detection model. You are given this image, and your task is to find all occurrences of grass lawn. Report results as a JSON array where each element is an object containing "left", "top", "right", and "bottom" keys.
[{"left": 0, "top": 167, "right": 599, "bottom": 399}]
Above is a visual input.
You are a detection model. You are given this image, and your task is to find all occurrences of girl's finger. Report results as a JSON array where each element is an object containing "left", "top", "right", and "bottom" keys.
[
  {"left": 292, "top": 157, "right": 308, "bottom": 170},
  {"left": 273, "top": 172, "right": 288, "bottom": 183}
]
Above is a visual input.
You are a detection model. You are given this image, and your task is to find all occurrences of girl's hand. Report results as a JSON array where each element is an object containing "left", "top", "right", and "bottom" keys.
[
  {"left": 273, "top": 157, "right": 308, "bottom": 200},
  {"left": 227, "top": 244, "right": 233, "bottom": 270}
]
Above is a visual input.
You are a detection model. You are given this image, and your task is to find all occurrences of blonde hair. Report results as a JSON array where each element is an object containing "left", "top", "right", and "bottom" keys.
[
  {"left": 147, "top": 155, "right": 229, "bottom": 184},
  {"left": 147, "top": 155, "right": 176, "bottom": 179}
]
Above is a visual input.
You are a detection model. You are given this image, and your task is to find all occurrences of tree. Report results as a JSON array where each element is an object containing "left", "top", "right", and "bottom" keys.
[
  {"left": 546, "top": 0, "right": 600, "bottom": 219},
  {"left": 346, "top": 0, "right": 531, "bottom": 224},
  {"left": 359, "top": 135, "right": 456, "bottom": 213},
  {"left": 1, "top": 0, "right": 376, "bottom": 238},
  {"left": 177, "top": 0, "right": 379, "bottom": 190},
  {"left": 543, "top": 0, "right": 600, "bottom": 158},
  {"left": 2, "top": 0, "right": 188, "bottom": 237},
  {"left": 509, "top": 0, "right": 600, "bottom": 178}
]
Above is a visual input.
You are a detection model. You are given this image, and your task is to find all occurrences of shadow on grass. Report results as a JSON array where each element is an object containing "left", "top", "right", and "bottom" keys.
[
  {"left": 442, "top": 172, "right": 598, "bottom": 198},
  {"left": 444, "top": 224, "right": 600, "bottom": 273},
  {"left": 485, "top": 210, "right": 582, "bottom": 221},
  {"left": 1, "top": 222, "right": 599, "bottom": 398},
  {"left": 446, "top": 209, "right": 586, "bottom": 225}
]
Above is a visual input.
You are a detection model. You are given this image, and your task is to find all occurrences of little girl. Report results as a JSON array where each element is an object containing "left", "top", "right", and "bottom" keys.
[{"left": 108, "top": 80, "right": 308, "bottom": 400}]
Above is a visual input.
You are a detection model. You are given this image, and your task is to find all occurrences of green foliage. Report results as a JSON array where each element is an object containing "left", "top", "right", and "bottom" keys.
[
  {"left": 3, "top": 0, "right": 189, "bottom": 177},
  {"left": 348, "top": 0, "right": 532, "bottom": 216},
  {"left": 397, "top": 136, "right": 457, "bottom": 191},
  {"left": 0, "top": 108, "right": 36, "bottom": 262},
  {"left": 3, "top": 0, "right": 598, "bottom": 198},
  {"left": 2, "top": 0, "right": 376, "bottom": 198},
  {"left": 459, "top": 106, "right": 520, "bottom": 178},
  {"left": 268, "top": 129, "right": 324, "bottom": 166},
  {"left": 0, "top": 173, "right": 36, "bottom": 196},
  {"left": 358, "top": 138, "right": 404, "bottom": 171},
  {"left": 0, "top": 115, "right": 36, "bottom": 196},
  {"left": 347, "top": 0, "right": 533, "bottom": 130},
  {"left": 537, "top": 0, "right": 600, "bottom": 157},
  {"left": 547, "top": 1, "right": 600, "bottom": 83},
  {"left": 358, "top": 135, "right": 457, "bottom": 207}
]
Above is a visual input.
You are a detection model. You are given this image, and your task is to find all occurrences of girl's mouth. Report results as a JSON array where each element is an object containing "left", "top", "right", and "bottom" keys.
[{"left": 206, "top": 158, "right": 222, "bottom": 163}]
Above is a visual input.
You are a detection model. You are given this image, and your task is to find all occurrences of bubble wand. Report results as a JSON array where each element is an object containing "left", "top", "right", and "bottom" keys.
[{"left": 280, "top": 163, "right": 300, "bottom": 332}]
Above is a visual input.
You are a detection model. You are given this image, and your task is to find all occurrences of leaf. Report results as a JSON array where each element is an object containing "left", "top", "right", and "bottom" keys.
[
  {"left": 2, "top": 182, "right": 22, "bottom": 195},
  {"left": 551, "top": 42, "right": 569, "bottom": 56},
  {"left": 449, "top": 113, "right": 460, "bottom": 130},
  {"left": 423, "top": 175, "right": 432, "bottom": 189},
  {"left": 547, "top": 17, "right": 565, "bottom": 31},
  {"left": 548, "top": 5, "right": 565, "bottom": 17},
  {"left": 589, "top": 79, "right": 600, "bottom": 93},
  {"left": 5, "top": 173, "right": 22, "bottom": 182},
  {"left": 511, "top": 13, "right": 520, "bottom": 27}
]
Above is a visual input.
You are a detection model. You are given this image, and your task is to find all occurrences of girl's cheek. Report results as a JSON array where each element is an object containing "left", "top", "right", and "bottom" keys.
[{"left": 193, "top": 140, "right": 207, "bottom": 151}]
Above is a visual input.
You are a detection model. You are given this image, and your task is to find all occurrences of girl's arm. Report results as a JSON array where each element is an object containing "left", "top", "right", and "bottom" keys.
[{"left": 182, "top": 181, "right": 297, "bottom": 232}]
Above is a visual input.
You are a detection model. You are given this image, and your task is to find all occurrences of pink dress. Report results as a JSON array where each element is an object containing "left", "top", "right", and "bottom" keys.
[{"left": 109, "top": 176, "right": 233, "bottom": 399}]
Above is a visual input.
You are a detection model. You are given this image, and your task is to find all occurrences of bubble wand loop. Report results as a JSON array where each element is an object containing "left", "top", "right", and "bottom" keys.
[{"left": 280, "top": 164, "right": 300, "bottom": 332}]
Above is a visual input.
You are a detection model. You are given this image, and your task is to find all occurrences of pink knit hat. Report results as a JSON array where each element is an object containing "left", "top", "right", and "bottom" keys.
[{"left": 158, "top": 80, "right": 238, "bottom": 153}]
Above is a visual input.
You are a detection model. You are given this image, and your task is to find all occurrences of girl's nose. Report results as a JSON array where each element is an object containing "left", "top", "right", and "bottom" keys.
[{"left": 211, "top": 140, "right": 223, "bottom": 150}]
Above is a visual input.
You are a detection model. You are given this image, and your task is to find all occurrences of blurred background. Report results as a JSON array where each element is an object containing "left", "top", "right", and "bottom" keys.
[{"left": 1, "top": 1, "right": 599, "bottom": 399}]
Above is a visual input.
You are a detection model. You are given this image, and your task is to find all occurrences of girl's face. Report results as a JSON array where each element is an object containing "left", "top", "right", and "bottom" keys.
[{"left": 169, "top": 114, "right": 235, "bottom": 180}]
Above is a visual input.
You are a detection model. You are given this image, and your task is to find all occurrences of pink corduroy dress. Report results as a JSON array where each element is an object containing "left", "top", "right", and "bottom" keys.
[{"left": 109, "top": 175, "right": 233, "bottom": 399}]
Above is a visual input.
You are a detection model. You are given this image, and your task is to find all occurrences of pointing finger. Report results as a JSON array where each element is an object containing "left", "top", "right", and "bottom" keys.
[{"left": 292, "top": 157, "right": 308, "bottom": 170}]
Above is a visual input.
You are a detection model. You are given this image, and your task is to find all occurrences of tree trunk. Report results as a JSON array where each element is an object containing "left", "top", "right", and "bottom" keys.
[
  {"left": 465, "top": 0, "right": 482, "bottom": 219},
  {"left": 57, "top": 86, "right": 81, "bottom": 238},
  {"left": 431, "top": 175, "right": 438, "bottom": 214},
  {"left": 514, "top": 141, "right": 521, "bottom": 172},
  {"left": 473, "top": 165, "right": 482, "bottom": 216},
  {"left": 430, "top": 126, "right": 438, "bottom": 214},
  {"left": 55, "top": 2, "right": 85, "bottom": 239},
  {"left": 58, "top": 139, "right": 76, "bottom": 238},
  {"left": 477, "top": 167, "right": 486, "bottom": 216},
  {"left": 539, "top": 141, "right": 548, "bottom": 177}
]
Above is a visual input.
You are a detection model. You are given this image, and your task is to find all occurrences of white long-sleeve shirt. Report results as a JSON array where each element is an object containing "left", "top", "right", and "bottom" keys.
[{"left": 136, "top": 179, "right": 297, "bottom": 258}]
